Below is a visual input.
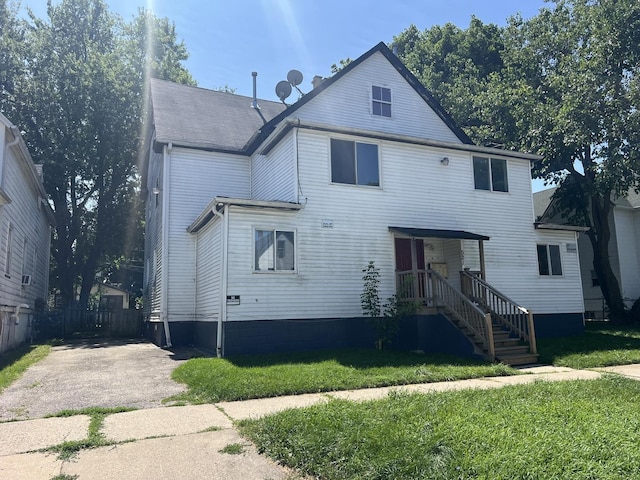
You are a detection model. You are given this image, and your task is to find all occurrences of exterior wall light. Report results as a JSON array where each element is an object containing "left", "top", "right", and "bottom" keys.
[{"left": 441, "top": 157, "right": 450, "bottom": 166}]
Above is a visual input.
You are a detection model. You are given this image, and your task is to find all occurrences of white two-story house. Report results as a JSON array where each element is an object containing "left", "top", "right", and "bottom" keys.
[
  {"left": 142, "top": 42, "right": 585, "bottom": 364},
  {"left": 0, "top": 113, "right": 54, "bottom": 353}
]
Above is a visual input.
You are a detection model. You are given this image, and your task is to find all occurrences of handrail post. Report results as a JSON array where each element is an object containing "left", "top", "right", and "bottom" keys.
[
  {"left": 527, "top": 311, "right": 537, "bottom": 354},
  {"left": 485, "top": 312, "right": 495, "bottom": 361}
]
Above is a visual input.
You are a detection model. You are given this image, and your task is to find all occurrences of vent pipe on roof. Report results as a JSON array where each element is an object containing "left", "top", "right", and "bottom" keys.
[
  {"left": 251, "top": 72, "right": 267, "bottom": 124},
  {"left": 252, "top": 72, "right": 259, "bottom": 109}
]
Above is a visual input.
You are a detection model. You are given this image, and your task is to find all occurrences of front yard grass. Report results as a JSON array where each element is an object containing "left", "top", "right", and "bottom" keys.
[
  {"left": 240, "top": 375, "right": 640, "bottom": 480},
  {"left": 170, "top": 349, "right": 518, "bottom": 403},
  {"left": 0, "top": 344, "right": 51, "bottom": 393},
  {"left": 538, "top": 321, "right": 640, "bottom": 368}
]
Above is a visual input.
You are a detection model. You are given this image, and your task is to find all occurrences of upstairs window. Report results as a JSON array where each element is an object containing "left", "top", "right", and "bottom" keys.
[
  {"left": 255, "top": 229, "right": 295, "bottom": 272},
  {"left": 537, "top": 244, "right": 563, "bottom": 276},
  {"left": 331, "top": 139, "right": 380, "bottom": 187},
  {"left": 473, "top": 156, "right": 508, "bottom": 192},
  {"left": 372, "top": 86, "right": 391, "bottom": 117}
]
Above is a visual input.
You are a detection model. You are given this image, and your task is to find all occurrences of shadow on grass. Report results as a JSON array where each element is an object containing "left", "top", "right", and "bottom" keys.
[
  {"left": 225, "top": 349, "right": 489, "bottom": 369},
  {"left": 538, "top": 322, "right": 640, "bottom": 364}
]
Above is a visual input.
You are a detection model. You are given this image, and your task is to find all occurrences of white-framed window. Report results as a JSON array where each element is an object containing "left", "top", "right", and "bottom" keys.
[
  {"left": 537, "top": 244, "right": 563, "bottom": 276},
  {"left": 371, "top": 85, "right": 391, "bottom": 117},
  {"left": 4, "top": 223, "right": 12, "bottom": 277},
  {"left": 473, "top": 156, "right": 509, "bottom": 192},
  {"left": 254, "top": 229, "right": 295, "bottom": 272},
  {"left": 330, "top": 138, "right": 380, "bottom": 187}
]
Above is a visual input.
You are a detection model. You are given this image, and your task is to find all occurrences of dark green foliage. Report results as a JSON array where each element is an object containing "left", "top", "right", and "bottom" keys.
[
  {"left": 393, "top": 1, "right": 640, "bottom": 320},
  {"left": 0, "top": 0, "right": 194, "bottom": 307},
  {"left": 361, "top": 261, "right": 418, "bottom": 350},
  {"left": 241, "top": 377, "right": 640, "bottom": 479}
]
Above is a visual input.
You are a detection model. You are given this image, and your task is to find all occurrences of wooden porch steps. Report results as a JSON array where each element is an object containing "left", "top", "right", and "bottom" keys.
[
  {"left": 492, "top": 328, "right": 539, "bottom": 366},
  {"left": 446, "top": 316, "right": 538, "bottom": 366}
]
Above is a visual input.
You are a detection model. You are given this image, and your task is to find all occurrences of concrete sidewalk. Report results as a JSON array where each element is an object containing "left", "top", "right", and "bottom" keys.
[{"left": 0, "top": 364, "right": 634, "bottom": 480}]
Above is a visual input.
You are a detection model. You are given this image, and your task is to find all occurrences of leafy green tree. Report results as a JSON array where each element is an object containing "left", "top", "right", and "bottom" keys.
[
  {"left": 0, "top": 0, "right": 25, "bottom": 116},
  {"left": 1, "top": 0, "right": 194, "bottom": 308},
  {"left": 499, "top": 0, "right": 640, "bottom": 320},
  {"left": 393, "top": 19, "right": 507, "bottom": 146},
  {"left": 393, "top": 2, "right": 640, "bottom": 320}
]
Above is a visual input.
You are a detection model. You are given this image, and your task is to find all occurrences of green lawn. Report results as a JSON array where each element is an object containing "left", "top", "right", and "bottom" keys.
[
  {"left": 241, "top": 376, "right": 640, "bottom": 480},
  {"left": 538, "top": 322, "right": 640, "bottom": 368},
  {"left": 170, "top": 349, "right": 518, "bottom": 403},
  {"left": 0, "top": 344, "right": 51, "bottom": 393}
]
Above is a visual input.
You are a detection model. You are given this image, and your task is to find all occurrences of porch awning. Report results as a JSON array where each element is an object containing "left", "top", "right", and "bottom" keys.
[{"left": 388, "top": 226, "right": 489, "bottom": 241}]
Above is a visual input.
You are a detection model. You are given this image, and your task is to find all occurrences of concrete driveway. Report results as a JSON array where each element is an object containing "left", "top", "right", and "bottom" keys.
[{"left": 0, "top": 339, "right": 199, "bottom": 421}]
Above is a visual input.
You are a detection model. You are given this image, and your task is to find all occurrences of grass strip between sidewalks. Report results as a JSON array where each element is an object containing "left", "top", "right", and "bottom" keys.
[
  {"left": 240, "top": 375, "right": 640, "bottom": 480},
  {"left": 45, "top": 407, "right": 137, "bottom": 460},
  {"left": 170, "top": 349, "right": 518, "bottom": 403},
  {"left": 0, "top": 344, "right": 51, "bottom": 394}
]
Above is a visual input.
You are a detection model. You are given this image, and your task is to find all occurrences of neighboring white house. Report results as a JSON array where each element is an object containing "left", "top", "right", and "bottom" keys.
[
  {"left": 142, "top": 42, "right": 585, "bottom": 363},
  {"left": 535, "top": 187, "right": 640, "bottom": 318},
  {"left": 0, "top": 113, "right": 55, "bottom": 354}
]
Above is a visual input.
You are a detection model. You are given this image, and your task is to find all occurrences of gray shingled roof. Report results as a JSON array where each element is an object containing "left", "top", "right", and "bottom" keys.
[
  {"left": 534, "top": 186, "right": 640, "bottom": 223},
  {"left": 150, "top": 78, "right": 287, "bottom": 152},
  {"left": 533, "top": 187, "right": 557, "bottom": 220}
]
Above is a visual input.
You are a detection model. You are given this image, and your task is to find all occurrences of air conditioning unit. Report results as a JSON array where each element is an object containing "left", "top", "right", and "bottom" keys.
[{"left": 21, "top": 274, "right": 31, "bottom": 286}]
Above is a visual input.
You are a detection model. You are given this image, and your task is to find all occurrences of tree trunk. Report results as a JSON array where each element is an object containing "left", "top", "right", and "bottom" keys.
[{"left": 588, "top": 193, "right": 627, "bottom": 322}]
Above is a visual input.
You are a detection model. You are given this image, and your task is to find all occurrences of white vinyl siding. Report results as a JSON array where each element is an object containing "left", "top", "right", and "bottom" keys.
[
  {"left": 614, "top": 208, "right": 640, "bottom": 306},
  {"left": 195, "top": 219, "right": 222, "bottom": 322},
  {"left": 251, "top": 133, "right": 296, "bottom": 202},
  {"left": 222, "top": 129, "right": 583, "bottom": 321},
  {"left": 166, "top": 147, "right": 250, "bottom": 320},
  {"left": 0, "top": 121, "right": 52, "bottom": 324},
  {"left": 294, "top": 52, "right": 462, "bottom": 143}
]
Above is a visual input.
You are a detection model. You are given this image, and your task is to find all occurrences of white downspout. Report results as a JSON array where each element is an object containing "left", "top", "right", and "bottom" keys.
[
  {"left": 213, "top": 204, "right": 229, "bottom": 357},
  {"left": 161, "top": 143, "right": 172, "bottom": 347}
]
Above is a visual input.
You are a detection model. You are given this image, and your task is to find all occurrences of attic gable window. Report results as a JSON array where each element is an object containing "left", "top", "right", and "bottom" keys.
[
  {"left": 473, "top": 156, "right": 508, "bottom": 192},
  {"left": 331, "top": 139, "right": 380, "bottom": 187},
  {"left": 372, "top": 86, "right": 391, "bottom": 117}
]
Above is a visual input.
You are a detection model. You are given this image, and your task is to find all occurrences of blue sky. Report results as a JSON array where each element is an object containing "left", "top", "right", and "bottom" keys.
[
  {"left": 21, "top": 0, "right": 553, "bottom": 190},
  {"left": 22, "top": 0, "right": 552, "bottom": 100}
]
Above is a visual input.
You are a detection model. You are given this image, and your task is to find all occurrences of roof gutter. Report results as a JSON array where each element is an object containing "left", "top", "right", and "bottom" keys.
[
  {"left": 252, "top": 117, "right": 543, "bottom": 161},
  {"left": 187, "top": 196, "right": 303, "bottom": 234},
  {"left": 534, "top": 222, "right": 590, "bottom": 232}
]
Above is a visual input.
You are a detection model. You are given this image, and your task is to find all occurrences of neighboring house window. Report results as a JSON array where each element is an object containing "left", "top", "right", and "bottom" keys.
[
  {"left": 254, "top": 229, "right": 295, "bottom": 272},
  {"left": 537, "top": 244, "right": 563, "bottom": 276},
  {"left": 4, "top": 224, "right": 12, "bottom": 277},
  {"left": 591, "top": 270, "right": 600, "bottom": 287},
  {"left": 473, "top": 156, "right": 509, "bottom": 192},
  {"left": 372, "top": 86, "right": 391, "bottom": 117},
  {"left": 330, "top": 139, "right": 380, "bottom": 187}
]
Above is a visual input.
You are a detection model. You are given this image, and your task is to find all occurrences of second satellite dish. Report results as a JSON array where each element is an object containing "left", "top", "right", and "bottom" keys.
[
  {"left": 275, "top": 81, "right": 292, "bottom": 103},
  {"left": 287, "top": 69, "right": 303, "bottom": 86}
]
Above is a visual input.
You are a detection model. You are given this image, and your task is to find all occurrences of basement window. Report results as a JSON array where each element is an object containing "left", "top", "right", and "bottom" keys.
[{"left": 537, "top": 244, "right": 563, "bottom": 276}]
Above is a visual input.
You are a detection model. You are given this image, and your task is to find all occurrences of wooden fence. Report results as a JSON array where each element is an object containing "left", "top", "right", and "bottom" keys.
[{"left": 37, "top": 307, "right": 143, "bottom": 339}]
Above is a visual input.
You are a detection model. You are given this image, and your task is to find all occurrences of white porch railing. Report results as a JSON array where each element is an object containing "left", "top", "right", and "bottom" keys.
[
  {"left": 396, "top": 269, "right": 495, "bottom": 360},
  {"left": 461, "top": 270, "right": 537, "bottom": 354}
]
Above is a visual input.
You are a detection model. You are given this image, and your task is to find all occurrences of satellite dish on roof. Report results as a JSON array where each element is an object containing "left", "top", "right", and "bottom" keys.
[
  {"left": 287, "top": 69, "right": 303, "bottom": 87},
  {"left": 275, "top": 80, "right": 292, "bottom": 104}
]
